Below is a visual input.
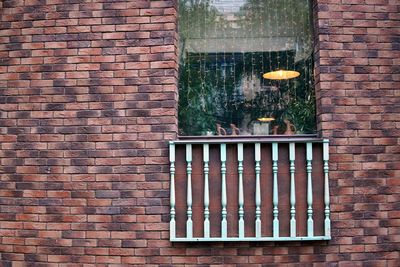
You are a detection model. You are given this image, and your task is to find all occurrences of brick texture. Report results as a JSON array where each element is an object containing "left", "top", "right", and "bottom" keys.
[{"left": 0, "top": 0, "right": 399, "bottom": 265}]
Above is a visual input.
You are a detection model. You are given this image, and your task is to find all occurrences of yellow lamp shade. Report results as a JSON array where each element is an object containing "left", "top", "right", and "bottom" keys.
[
  {"left": 257, "top": 117, "right": 275, "bottom": 122},
  {"left": 263, "top": 70, "right": 300, "bottom": 80}
]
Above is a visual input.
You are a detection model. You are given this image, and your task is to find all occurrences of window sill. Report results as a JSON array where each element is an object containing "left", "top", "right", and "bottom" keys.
[{"left": 176, "top": 134, "right": 321, "bottom": 144}]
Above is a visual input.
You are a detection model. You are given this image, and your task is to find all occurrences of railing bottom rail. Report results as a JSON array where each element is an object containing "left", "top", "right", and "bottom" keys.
[{"left": 171, "top": 236, "right": 331, "bottom": 242}]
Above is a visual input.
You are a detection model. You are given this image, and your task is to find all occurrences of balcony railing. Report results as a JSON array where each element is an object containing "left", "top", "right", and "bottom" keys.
[{"left": 169, "top": 137, "right": 331, "bottom": 241}]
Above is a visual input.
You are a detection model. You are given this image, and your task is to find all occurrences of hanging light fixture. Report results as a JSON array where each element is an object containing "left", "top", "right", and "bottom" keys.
[
  {"left": 263, "top": 70, "right": 300, "bottom": 80},
  {"left": 257, "top": 117, "right": 275, "bottom": 122}
]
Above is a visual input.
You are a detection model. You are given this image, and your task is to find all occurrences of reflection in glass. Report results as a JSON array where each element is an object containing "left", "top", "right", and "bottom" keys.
[{"left": 178, "top": 0, "right": 316, "bottom": 136}]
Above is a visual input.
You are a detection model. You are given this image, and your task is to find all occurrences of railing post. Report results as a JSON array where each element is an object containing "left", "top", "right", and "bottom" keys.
[
  {"left": 306, "top": 142, "right": 314, "bottom": 237},
  {"left": 186, "top": 144, "right": 193, "bottom": 238},
  {"left": 169, "top": 141, "right": 176, "bottom": 240},
  {"left": 255, "top": 143, "right": 261, "bottom": 238},
  {"left": 323, "top": 139, "right": 331, "bottom": 237},
  {"left": 272, "top": 142, "right": 279, "bottom": 238},
  {"left": 220, "top": 143, "right": 227, "bottom": 238},
  {"left": 289, "top": 143, "right": 296, "bottom": 237},
  {"left": 203, "top": 144, "right": 210, "bottom": 238},
  {"left": 238, "top": 143, "right": 245, "bottom": 238}
]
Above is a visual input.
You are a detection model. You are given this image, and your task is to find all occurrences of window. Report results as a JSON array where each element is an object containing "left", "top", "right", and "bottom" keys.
[{"left": 178, "top": 0, "right": 316, "bottom": 136}]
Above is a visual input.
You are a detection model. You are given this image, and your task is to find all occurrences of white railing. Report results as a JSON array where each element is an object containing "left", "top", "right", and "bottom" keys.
[{"left": 169, "top": 138, "right": 331, "bottom": 241}]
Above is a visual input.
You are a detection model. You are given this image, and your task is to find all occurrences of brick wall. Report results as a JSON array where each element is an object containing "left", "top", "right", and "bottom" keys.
[
  {"left": 0, "top": 0, "right": 399, "bottom": 265},
  {"left": 314, "top": 0, "right": 400, "bottom": 265}
]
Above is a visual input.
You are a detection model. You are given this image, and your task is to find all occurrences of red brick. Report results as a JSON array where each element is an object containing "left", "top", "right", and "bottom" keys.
[
  {"left": 122, "top": 256, "right": 147, "bottom": 264},
  {"left": 116, "top": 24, "right": 140, "bottom": 32},
  {"left": 79, "top": 18, "right": 101, "bottom": 25},
  {"left": 150, "top": 61, "right": 175, "bottom": 69},
  {"left": 96, "top": 256, "right": 121, "bottom": 264},
  {"left": 44, "top": 42, "right": 67, "bottom": 49},
  {"left": 88, "top": 215, "right": 111, "bottom": 223},
  {"left": 103, "top": 32, "right": 125, "bottom": 39}
]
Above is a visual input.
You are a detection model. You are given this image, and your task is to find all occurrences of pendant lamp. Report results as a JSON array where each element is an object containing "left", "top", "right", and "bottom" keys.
[{"left": 263, "top": 70, "right": 300, "bottom": 80}]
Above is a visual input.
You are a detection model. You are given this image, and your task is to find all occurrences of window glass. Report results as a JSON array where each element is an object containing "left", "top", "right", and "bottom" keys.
[{"left": 178, "top": 0, "right": 315, "bottom": 136}]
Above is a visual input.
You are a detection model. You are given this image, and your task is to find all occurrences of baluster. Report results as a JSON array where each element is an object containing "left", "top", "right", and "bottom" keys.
[
  {"left": 255, "top": 143, "right": 261, "bottom": 238},
  {"left": 238, "top": 143, "right": 245, "bottom": 238},
  {"left": 306, "top": 142, "right": 314, "bottom": 237},
  {"left": 289, "top": 143, "right": 296, "bottom": 237},
  {"left": 220, "top": 144, "right": 227, "bottom": 238},
  {"left": 323, "top": 140, "right": 331, "bottom": 237},
  {"left": 203, "top": 144, "right": 210, "bottom": 238},
  {"left": 169, "top": 141, "right": 176, "bottom": 239},
  {"left": 272, "top": 142, "right": 279, "bottom": 238},
  {"left": 186, "top": 144, "right": 193, "bottom": 238}
]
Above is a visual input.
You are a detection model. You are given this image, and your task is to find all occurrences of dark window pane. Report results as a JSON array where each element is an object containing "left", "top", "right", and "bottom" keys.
[{"left": 178, "top": 0, "right": 316, "bottom": 136}]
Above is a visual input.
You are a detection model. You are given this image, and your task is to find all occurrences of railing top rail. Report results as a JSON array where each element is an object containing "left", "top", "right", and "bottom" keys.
[{"left": 172, "top": 135, "right": 327, "bottom": 144}]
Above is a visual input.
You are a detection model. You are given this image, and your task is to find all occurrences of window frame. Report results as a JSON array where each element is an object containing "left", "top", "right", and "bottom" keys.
[{"left": 176, "top": 0, "right": 319, "bottom": 139}]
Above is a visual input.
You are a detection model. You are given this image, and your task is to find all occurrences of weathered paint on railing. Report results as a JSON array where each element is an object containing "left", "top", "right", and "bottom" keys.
[{"left": 169, "top": 139, "right": 331, "bottom": 242}]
